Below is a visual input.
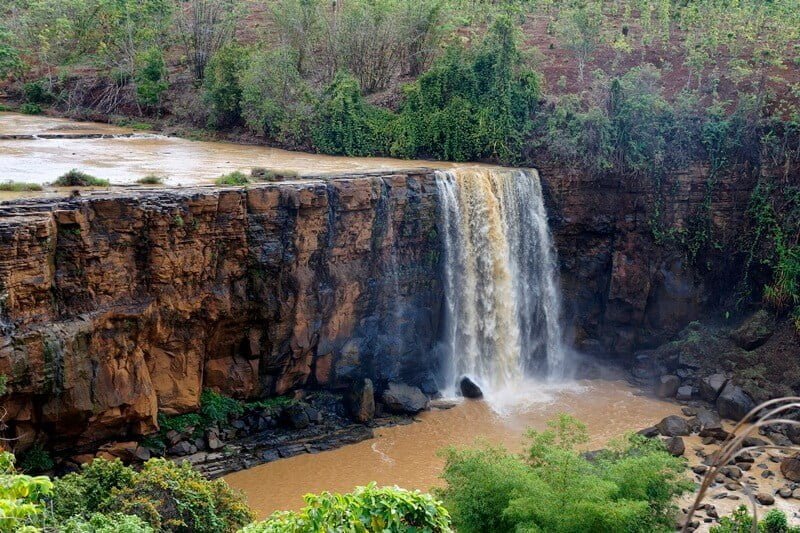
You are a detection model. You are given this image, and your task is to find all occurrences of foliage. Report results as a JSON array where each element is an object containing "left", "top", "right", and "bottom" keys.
[
  {"left": 61, "top": 512, "right": 155, "bottom": 533},
  {"left": 0, "top": 26, "right": 23, "bottom": 81},
  {"left": 0, "top": 451, "right": 53, "bottom": 533},
  {"left": 203, "top": 44, "right": 249, "bottom": 128},
  {"left": 136, "top": 175, "right": 165, "bottom": 185},
  {"left": 239, "top": 48, "right": 314, "bottom": 147},
  {"left": 51, "top": 457, "right": 253, "bottom": 533},
  {"left": 0, "top": 182, "right": 43, "bottom": 192},
  {"left": 311, "top": 72, "right": 393, "bottom": 157},
  {"left": 200, "top": 389, "right": 245, "bottom": 425},
  {"left": 437, "top": 414, "right": 689, "bottom": 533},
  {"left": 392, "top": 15, "right": 540, "bottom": 163},
  {"left": 215, "top": 171, "right": 250, "bottom": 186},
  {"left": 108, "top": 459, "right": 254, "bottom": 532},
  {"left": 53, "top": 170, "right": 109, "bottom": 187},
  {"left": 17, "top": 446, "right": 53, "bottom": 474},
  {"left": 240, "top": 483, "right": 452, "bottom": 533},
  {"left": 135, "top": 47, "right": 169, "bottom": 109},
  {"left": 19, "top": 103, "right": 42, "bottom": 115},
  {"left": 711, "top": 506, "right": 800, "bottom": 533}
]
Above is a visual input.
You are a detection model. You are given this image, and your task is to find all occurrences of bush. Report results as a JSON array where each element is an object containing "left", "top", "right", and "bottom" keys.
[
  {"left": 53, "top": 170, "right": 109, "bottom": 187},
  {"left": 17, "top": 445, "right": 54, "bottom": 474},
  {"left": 108, "top": 459, "right": 254, "bottom": 532},
  {"left": 20, "top": 102, "right": 42, "bottom": 115},
  {"left": 22, "top": 80, "right": 53, "bottom": 104},
  {"left": 204, "top": 44, "right": 249, "bottom": 129},
  {"left": 51, "top": 458, "right": 135, "bottom": 521},
  {"left": 0, "top": 181, "right": 43, "bottom": 192},
  {"left": 136, "top": 175, "right": 165, "bottom": 185},
  {"left": 215, "top": 171, "right": 250, "bottom": 186},
  {"left": 0, "top": 451, "right": 53, "bottom": 533},
  {"left": 392, "top": 14, "right": 540, "bottom": 163},
  {"left": 437, "top": 414, "right": 689, "bottom": 533},
  {"left": 311, "top": 72, "right": 393, "bottom": 156},
  {"left": 135, "top": 47, "right": 168, "bottom": 109},
  {"left": 61, "top": 512, "right": 155, "bottom": 533},
  {"left": 200, "top": 389, "right": 245, "bottom": 425},
  {"left": 711, "top": 506, "right": 800, "bottom": 533},
  {"left": 240, "top": 48, "right": 315, "bottom": 147},
  {"left": 240, "top": 483, "right": 452, "bottom": 532}
]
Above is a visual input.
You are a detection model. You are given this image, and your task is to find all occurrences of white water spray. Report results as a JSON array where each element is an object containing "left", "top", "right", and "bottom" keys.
[{"left": 435, "top": 168, "right": 568, "bottom": 399}]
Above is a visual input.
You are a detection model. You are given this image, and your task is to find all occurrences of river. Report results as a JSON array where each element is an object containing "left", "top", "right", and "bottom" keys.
[
  {"left": 225, "top": 378, "right": 682, "bottom": 518},
  {"left": 0, "top": 112, "right": 458, "bottom": 187}
]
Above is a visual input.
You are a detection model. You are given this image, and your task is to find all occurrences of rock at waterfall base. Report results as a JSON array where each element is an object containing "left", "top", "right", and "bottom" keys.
[
  {"left": 458, "top": 376, "right": 483, "bottom": 399},
  {"left": 716, "top": 382, "right": 755, "bottom": 421},
  {"left": 655, "top": 375, "right": 680, "bottom": 398},
  {"left": 656, "top": 415, "right": 690, "bottom": 437},
  {"left": 382, "top": 383, "right": 429, "bottom": 414},
  {"left": 346, "top": 378, "right": 375, "bottom": 423}
]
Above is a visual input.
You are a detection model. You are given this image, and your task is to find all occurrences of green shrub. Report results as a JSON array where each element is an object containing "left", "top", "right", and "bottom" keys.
[
  {"left": 53, "top": 170, "right": 109, "bottom": 187},
  {"left": 0, "top": 181, "right": 43, "bottom": 192},
  {"left": 200, "top": 389, "right": 245, "bottom": 425},
  {"left": 311, "top": 72, "right": 393, "bottom": 156},
  {"left": 250, "top": 168, "right": 301, "bottom": 182},
  {"left": 437, "top": 414, "right": 689, "bottom": 533},
  {"left": 215, "top": 171, "right": 250, "bottom": 186},
  {"left": 108, "top": 459, "right": 254, "bottom": 532},
  {"left": 136, "top": 175, "right": 165, "bottom": 185},
  {"left": 22, "top": 80, "right": 52, "bottom": 104},
  {"left": 20, "top": 102, "right": 42, "bottom": 115},
  {"left": 17, "top": 445, "right": 54, "bottom": 474},
  {"left": 61, "top": 512, "right": 155, "bottom": 533},
  {"left": 240, "top": 48, "right": 315, "bottom": 147},
  {"left": 240, "top": 483, "right": 452, "bottom": 532},
  {"left": 135, "top": 47, "right": 168, "bottom": 109},
  {"left": 711, "top": 506, "right": 800, "bottom": 533},
  {"left": 204, "top": 45, "right": 249, "bottom": 129},
  {"left": 0, "top": 451, "right": 53, "bottom": 532},
  {"left": 392, "top": 14, "right": 540, "bottom": 163},
  {"left": 51, "top": 458, "right": 135, "bottom": 521}
]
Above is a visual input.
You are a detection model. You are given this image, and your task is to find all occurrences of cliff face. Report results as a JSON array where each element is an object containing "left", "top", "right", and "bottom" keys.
[
  {"left": 0, "top": 172, "right": 443, "bottom": 449},
  {"left": 544, "top": 164, "right": 764, "bottom": 355}
]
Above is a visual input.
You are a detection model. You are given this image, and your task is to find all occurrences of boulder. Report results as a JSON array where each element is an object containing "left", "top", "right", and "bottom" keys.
[
  {"left": 281, "top": 403, "right": 310, "bottom": 429},
  {"left": 699, "top": 374, "right": 728, "bottom": 402},
  {"left": 716, "top": 383, "right": 755, "bottom": 421},
  {"left": 382, "top": 383, "right": 429, "bottom": 414},
  {"left": 664, "top": 436, "right": 685, "bottom": 456},
  {"left": 730, "top": 310, "right": 774, "bottom": 350},
  {"left": 655, "top": 375, "right": 680, "bottom": 398},
  {"left": 676, "top": 386, "right": 693, "bottom": 401},
  {"left": 656, "top": 415, "right": 690, "bottom": 437},
  {"left": 206, "top": 428, "right": 224, "bottom": 450},
  {"left": 167, "top": 441, "right": 193, "bottom": 456},
  {"left": 458, "top": 376, "right": 483, "bottom": 399},
  {"left": 755, "top": 492, "right": 775, "bottom": 506},
  {"left": 346, "top": 378, "right": 375, "bottom": 423},
  {"left": 637, "top": 426, "right": 660, "bottom": 438},
  {"left": 780, "top": 454, "right": 800, "bottom": 482}
]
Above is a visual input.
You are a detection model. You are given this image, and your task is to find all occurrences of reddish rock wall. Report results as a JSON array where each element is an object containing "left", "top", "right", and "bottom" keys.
[{"left": 0, "top": 172, "right": 443, "bottom": 449}]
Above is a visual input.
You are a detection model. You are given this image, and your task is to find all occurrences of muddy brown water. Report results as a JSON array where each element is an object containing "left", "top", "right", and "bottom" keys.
[
  {"left": 225, "top": 379, "right": 684, "bottom": 519},
  {"left": 0, "top": 113, "right": 462, "bottom": 189}
]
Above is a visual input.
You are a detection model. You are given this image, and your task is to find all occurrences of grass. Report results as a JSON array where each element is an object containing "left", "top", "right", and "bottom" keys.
[
  {"left": 250, "top": 168, "right": 301, "bottom": 182},
  {"left": 53, "top": 169, "right": 109, "bottom": 187},
  {"left": 214, "top": 171, "right": 250, "bottom": 186},
  {"left": 0, "top": 181, "right": 44, "bottom": 192},
  {"left": 136, "top": 174, "right": 165, "bottom": 185}
]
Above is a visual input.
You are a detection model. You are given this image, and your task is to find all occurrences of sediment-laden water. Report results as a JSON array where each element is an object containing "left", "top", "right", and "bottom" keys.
[{"left": 226, "top": 379, "right": 683, "bottom": 518}]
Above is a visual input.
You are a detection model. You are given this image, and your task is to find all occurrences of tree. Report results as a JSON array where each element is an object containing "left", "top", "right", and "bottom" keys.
[
  {"left": 175, "top": 0, "right": 240, "bottom": 81},
  {"left": 555, "top": 0, "right": 604, "bottom": 82}
]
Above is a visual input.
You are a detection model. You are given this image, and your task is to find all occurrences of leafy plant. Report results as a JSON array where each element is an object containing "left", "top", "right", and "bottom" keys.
[
  {"left": 0, "top": 182, "right": 43, "bottom": 192},
  {"left": 0, "top": 451, "right": 53, "bottom": 533},
  {"left": 136, "top": 175, "right": 165, "bottom": 185},
  {"left": 215, "top": 171, "right": 250, "bottom": 186},
  {"left": 200, "top": 389, "right": 245, "bottom": 425},
  {"left": 17, "top": 446, "right": 53, "bottom": 474},
  {"left": 53, "top": 170, "right": 109, "bottom": 187},
  {"left": 711, "top": 506, "right": 800, "bottom": 533},
  {"left": 240, "top": 483, "right": 452, "bottom": 532},
  {"left": 61, "top": 512, "right": 155, "bottom": 533},
  {"left": 437, "top": 414, "right": 689, "bottom": 533},
  {"left": 204, "top": 44, "right": 249, "bottom": 128}
]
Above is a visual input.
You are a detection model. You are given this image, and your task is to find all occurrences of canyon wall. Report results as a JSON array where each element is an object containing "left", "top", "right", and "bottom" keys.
[
  {"left": 544, "top": 164, "right": 765, "bottom": 356},
  {"left": 0, "top": 172, "right": 443, "bottom": 449}
]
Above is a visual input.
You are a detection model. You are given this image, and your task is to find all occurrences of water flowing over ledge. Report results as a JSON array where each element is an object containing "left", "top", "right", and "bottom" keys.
[{"left": 435, "top": 168, "right": 568, "bottom": 398}]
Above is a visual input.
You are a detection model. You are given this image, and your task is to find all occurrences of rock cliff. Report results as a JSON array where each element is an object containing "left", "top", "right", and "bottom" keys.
[{"left": 0, "top": 172, "right": 443, "bottom": 449}]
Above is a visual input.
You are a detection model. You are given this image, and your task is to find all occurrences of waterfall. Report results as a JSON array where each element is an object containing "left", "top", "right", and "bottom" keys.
[{"left": 435, "top": 168, "right": 567, "bottom": 395}]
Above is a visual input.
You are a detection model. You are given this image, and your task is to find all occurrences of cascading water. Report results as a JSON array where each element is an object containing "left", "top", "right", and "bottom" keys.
[{"left": 435, "top": 168, "right": 568, "bottom": 397}]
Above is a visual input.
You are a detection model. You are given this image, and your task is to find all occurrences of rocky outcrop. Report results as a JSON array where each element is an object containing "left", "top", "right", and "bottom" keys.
[{"left": 0, "top": 172, "right": 443, "bottom": 450}]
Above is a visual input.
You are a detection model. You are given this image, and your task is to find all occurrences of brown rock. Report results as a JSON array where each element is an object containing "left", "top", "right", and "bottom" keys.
[{"left": 780, "top": 454, "right": 800, "bottom": 482}]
